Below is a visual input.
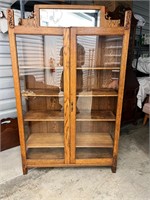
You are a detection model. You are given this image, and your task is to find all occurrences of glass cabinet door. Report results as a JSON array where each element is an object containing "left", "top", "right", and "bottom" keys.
[
  {"left": 16, "top": 34, "right": 67, "bottom": 162},
  {"left": 71, "top": 32, "right": 123, "bottom": 162}
]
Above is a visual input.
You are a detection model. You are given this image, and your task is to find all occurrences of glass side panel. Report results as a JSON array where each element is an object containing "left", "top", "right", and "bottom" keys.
[
  {"left": 40, "top": 9, "right": 100, "bottom": 27},
  {"left": 75, "top": 35, "right": 123, "bottom": 160},
  {"left": 16, "top": 35, "right": 64, "bottom": 160}
]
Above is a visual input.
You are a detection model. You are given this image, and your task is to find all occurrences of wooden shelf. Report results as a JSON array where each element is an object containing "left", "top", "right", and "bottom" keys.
[
  {"left": 77, "top": 132, "right": 113, "bottom": 148},
  {"left": 77, "top": 67, "right": 120, "bottom": 70},
  {"left": 77, "top": 111, "right": 116, "bottom": 121},
  {"left": 26, "top": 132, "right": 113, "bottom": 149},
  {"left": 24, "top": 110, "right": 115, "bottom": 122},
  {"left": 27, "top": 133, "right": 64, "bottom": 148},
  {"left": 22, "top": 89, "right": 64, "bottom": 97},
  {"left": 24, "top": 111, "right": 64, "bottom": 121},
  {"left": 19, "top": 66, "right": 63, "bottom": 70},
  {"left": 77, "top": 89, "right": 118, "bottom": 97}
]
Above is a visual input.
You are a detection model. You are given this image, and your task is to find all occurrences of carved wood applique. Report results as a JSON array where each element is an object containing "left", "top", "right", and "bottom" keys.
[
  {"left": 102, "top": 12, "right": 120, "bottom": 28},
  {"left": 107, "top": 19, "right": 120, "bottom": 28},
  {"left": 7, "top": 9, "right": 15, "bottom": 29},
  {"left": 18, "top": 12, "right": 38, "bottom": 27}
]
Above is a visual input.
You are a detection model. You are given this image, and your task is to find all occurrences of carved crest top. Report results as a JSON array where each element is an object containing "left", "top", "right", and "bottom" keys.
[{"left": 7, "top": 5, "right": 131, "bottom": 30}]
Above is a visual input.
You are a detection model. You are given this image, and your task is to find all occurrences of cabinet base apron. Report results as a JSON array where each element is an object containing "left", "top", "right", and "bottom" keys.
[{"left": 26, "top": 158, "right": 113, "bottom": 167}]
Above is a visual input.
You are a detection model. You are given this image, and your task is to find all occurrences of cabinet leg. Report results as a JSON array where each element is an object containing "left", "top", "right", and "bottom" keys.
[
  {"left": 111, "top": 166, "right": 117, "bottom": 173},
  {"left": 112, "top": 155, "right": 117, "bottom": 173},
  {"left": 23, "top": 166, "right": 28, "bottom": 175}
]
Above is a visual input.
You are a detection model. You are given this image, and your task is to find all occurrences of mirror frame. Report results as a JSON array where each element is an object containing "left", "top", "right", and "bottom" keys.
[{"left": 34, "top": 5, "right": 106, "bottom": 27}]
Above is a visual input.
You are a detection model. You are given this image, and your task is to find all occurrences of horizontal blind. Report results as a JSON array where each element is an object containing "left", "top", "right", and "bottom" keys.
[
  {"left": 17, "top": 35, "right": 44, "bottom": 81},
  {"left": 78, "top": 36, "right": 96, "bottom": 90}
]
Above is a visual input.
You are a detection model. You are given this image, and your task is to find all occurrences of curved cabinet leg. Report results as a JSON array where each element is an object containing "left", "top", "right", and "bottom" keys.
[
  {"left": 112, "top": 155, "right": 117, "bottom": 173},
  {"left": 111, "top": 165, "right": 117, "bottom": 173}
]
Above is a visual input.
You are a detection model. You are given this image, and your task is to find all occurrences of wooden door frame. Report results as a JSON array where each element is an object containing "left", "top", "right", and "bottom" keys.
[
  {"left": 8, "top": 9, "right": 71, "bottom": 172},
  {"left": 70, "top": 18, "right": 131, "bottom": 166}
]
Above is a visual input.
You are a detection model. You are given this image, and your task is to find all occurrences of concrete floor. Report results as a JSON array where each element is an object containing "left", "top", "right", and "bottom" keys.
[{"left": 0, "top": 122, "right": 149, "bottom": 200}]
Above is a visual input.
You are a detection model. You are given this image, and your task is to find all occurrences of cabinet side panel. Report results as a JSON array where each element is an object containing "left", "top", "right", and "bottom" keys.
[{"left": 113, "top": 11, "right": 131, "bottom": 169}]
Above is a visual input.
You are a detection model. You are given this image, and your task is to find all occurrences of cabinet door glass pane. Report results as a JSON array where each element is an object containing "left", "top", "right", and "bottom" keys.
[
  {"left": 16, "top": 35, "right": 65, "bottom": 160},
  {"left": 75, "top": 35, "right": 123, "bottom": 159}
]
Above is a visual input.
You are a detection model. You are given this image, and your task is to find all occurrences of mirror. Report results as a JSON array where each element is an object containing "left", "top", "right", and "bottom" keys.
[{"left": 40, "top": 9, "right": 100, "bottom": 27}]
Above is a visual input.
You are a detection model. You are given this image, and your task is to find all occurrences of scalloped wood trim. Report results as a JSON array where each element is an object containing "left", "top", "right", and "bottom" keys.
[
  {"left": 101, "top": 12, "right": 120, "bottom": 28},
  {"left": 7, "top": 9, "right": 15, "bottom": 29}
]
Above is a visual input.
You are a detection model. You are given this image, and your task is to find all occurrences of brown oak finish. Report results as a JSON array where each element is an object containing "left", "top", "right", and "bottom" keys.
[
  {"left": 14, "top": 27, "right": 63, "bottom": 35},
  {"left": 63, "top": 28, "right": 70, "bottom": 164},
  {"left": 22, "top": 89, "right": 64, "bottom": 97},
  {"left": 24, "top": 111, "right": 64, "bottom": 121},
  {"left": 27, "top": 148, "right": 112, "bottom": 160},
  {"left": 112, "top": 11, "right": 132, "bottom": 172},
  {"left": 8, "top": 5, "right": 131, "bottom": 174},
  {"left": 70, "top": 28, "right": 77, "bottom": 164},
  {"left": 8, "top": 25, "right": 28, "bottom": 175},
  {"left": 27, "top": 132, "right": 113, "bottom": 148},
  {"left": 76, "top": 111, "right": 116, "bottom": 121},
  {"left": 74, "top": 27, "right": 125, "bottom": 36},
  {"left": 26, "top": 159, "right": 113, "bottom": 168},
  {"left": 24, "top": 110, "right": 116, "bottom": 122}
]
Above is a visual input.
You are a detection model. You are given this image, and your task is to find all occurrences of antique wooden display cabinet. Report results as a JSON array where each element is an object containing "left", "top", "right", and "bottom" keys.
[{"left": 8, "top": 5, "right": 131, "bottom": 174}]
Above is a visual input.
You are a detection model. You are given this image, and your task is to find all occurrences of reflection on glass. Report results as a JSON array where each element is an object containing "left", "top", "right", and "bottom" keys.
[
  {"left": 75, "top": 35, "right": 122, "bottom": 159},
  {"left": 40, "top": 9, "right": 100, "bottom": 27},
  {"left": 76, "top": 35, "right": 123, "bottom": 92},
  {"left": 16, "top": 35, "right": 65, "bottom": 159},
  {"left": 16, "top": 35, "right": 64, "bottom": 92},
  {"left": 76, "top": 70, "right": 120, "bottom": 93},
  {"left": 77, "top": 36, "right": 123, "bottom": 68}
]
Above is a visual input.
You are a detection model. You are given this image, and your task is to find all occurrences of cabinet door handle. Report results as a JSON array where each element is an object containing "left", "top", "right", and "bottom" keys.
[{"left": 71, "top": 102, "right": 73, "bottom": 112}]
